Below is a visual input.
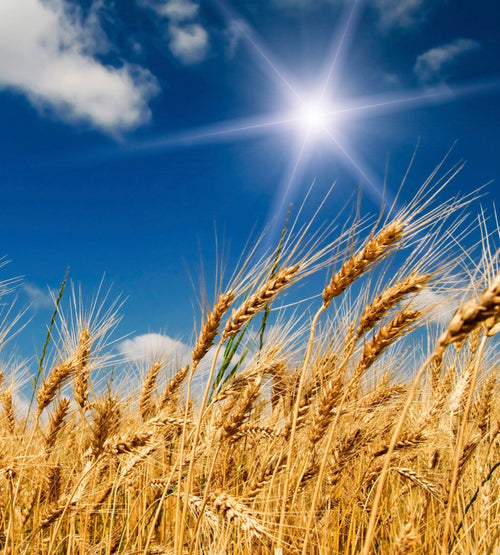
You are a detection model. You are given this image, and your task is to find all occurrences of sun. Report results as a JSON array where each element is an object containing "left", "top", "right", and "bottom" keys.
[{"left": 296, "top": 98, "right": 331, "bottom": 135}]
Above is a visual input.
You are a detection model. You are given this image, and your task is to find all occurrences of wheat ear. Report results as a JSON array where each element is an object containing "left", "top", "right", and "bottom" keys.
[
  {"left": 436, "top": 273, "right": 500, "bottom": 354},
  {"left": 139, "top": 361, "right": 162, "bottom": 421},
  {"left": 394, "top": 522, "right": 418, "bottom": 555},
  {"left": 356, "top": 273, "right": 430, "bottom": 338},
  {"left": 43, "top": 398, "right": 71, "bottom": 457},
  {"left": 210, "top": 491, "right": 267, "bottom": 540},
  {"left": 2, "top": 390, "right": 15, "bottom": 435},
  {"left": 441, "top": 333, "right": 488, "bottom": 550},
  {"left": 222, "top": 264, "right": 299, "bottom": 341},
  {"left": 475, "top": 370, "right": 497, "bottom": 433},
  {"left": 192, "top": 292, "right": 234, "bottom": 367},
  {"left": 36, "top": 328, "right": 92, "bottom": 420},
  {"left": 157, "top": 364, "right": 189, "bottom": 412},
  {"left": 352, "top": 309, "right": 422, "bottom": 393},
  {"left": 323, "top": 220, "right": 404, "bottom": 308},
  {"left": 72, "top": 327, "right": 92, "bottom": 412}
]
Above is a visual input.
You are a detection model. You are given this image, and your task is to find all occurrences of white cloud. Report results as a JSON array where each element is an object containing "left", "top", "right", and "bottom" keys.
[
  {"left": 157, "top": 0, "right": 199, "bottom": 22},
  {"left": 0, "top": 0, "right": 159, "bottom": 133},
  {"left": 117, "top": 333, "right": 190, "bottom": 363},
  {"left": 138, "top": 0, "right": 209, "bottom": 64},
  {"left": 414, "top": 38, "right": 481, "bottom": 84},
  {"left": 168, "top": 23, "right": 209, "bottom": 64},
  {"left": 22, "top": 283, "right": 54, "bottom": 310},
  {"left": 413, "top": 288, "right": 458, "bottom": 327}
]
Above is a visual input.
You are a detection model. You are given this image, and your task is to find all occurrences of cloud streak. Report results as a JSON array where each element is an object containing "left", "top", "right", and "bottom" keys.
[
  {"left": 372, "top": 0, "right": 429, "bottom": 30},
  {"left": 22, "top": 283, "right": 54, "bottom": 310},
  {"left": 0, "top": 0, "right": 159, "bottom": 133},
  {"left": 271, "top": 0, "right": 437, "bottom": 30},
  {"left": 414, "top": 38, "right": 481, "bottom": 84}
]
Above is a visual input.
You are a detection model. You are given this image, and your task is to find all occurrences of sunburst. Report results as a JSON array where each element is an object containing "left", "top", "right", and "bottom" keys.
[{"left": 124, "top": 0, "right": 498, "bottom": 234}]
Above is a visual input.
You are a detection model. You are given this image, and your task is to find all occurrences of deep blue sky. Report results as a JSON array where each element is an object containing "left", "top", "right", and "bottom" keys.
[{"left": 1, "top": 0, "right": 499, "bottom": 363}]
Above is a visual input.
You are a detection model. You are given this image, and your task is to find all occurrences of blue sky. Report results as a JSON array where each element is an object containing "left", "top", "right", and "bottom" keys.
[{"left": 1, "top": 0, "right": 499, "bottom": 364}]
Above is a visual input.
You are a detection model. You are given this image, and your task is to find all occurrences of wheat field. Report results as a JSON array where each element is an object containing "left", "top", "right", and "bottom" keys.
[{"left": 1, "top": 175, "right": 499, "bottom": 554}]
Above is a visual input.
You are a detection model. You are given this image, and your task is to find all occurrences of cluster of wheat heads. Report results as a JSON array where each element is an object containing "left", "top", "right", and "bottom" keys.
[{"left": 0, "top": 182, "right": 499, "bottom": 554}]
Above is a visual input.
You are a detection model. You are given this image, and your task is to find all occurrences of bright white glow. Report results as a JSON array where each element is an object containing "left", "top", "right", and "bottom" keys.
[{"left": 297, "top": 99, "right": 330, "bottom": 134}]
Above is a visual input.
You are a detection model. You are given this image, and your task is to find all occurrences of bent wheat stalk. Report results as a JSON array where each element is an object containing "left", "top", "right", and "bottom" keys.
[
  {"left": 362, "top": 271, "right": 500, "bottom": 555},
  {"left": 178, "top": 268, "right": 297, "bottom": 554}
]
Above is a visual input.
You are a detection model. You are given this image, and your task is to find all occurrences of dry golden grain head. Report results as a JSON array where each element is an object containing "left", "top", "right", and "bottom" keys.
[
  {"left": 2, "top": 390, "right": 15, "bottom": 435},
  {"left": 76, "top": 327, "right": 92, "bottom": 368},
  {"left": 209, "top": 490, "right": 267, "bottom": 539},
  {"left": 222, "top": 264, "right": 300, "bottom": 341},
  {"left": 246, "top": 453, "right": 287, "bottom": 500},
  {"left": 37, "top": 327, "right": 94, "bottom": 419},
  {"left": 308, "top": 376, "right": 343, "bottom": 448},
  {"left": 157, "top": 364, "right": 189, "bottom": 412},
  {"left": 89, "top": 395, "right": 121, "bottom": 457},
  {"left": 356, "top": 308, "right": 422, "bottom": 377},
  {"left": 394, "top": 522, "right": 418, "bottom": 555},
  {"left": 323, "top": 220, "right": 404, "bottom": 308},
  {"left": 139, "top": 360, "right": 162, "bottom": 421},
  {"left": 436, "top": 273, "right": 500, "bottom": 355},
  {"left": 192, "top": 292, "right": 234, "bottom": 366},
  {"left": 475, "top": 371, "right": 497, "bottom": 433},
  {"left": 68, "top": 327, "right": 93, "bottom": 412},
  {"left": 394, "top": 467, "right": 442, "bottom": 499},
  {"left": 36, "top": 361, "right": 74, "bottom": 419},
  {"left": 44, "top": 398, "right": 71, "bottom": 456},
  {"left": 357, "top": 273, "right": 431, "bottom": 338}
]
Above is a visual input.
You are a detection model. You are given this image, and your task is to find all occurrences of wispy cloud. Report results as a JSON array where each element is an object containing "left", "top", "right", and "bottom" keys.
[
  {"left": 270, "top": 0, "right": 436, "bottom": 30},
  {"left": 413, "top": 288, "right": 458, "bottom": 327},
  {"left": 0, "top": 0, "right": 159, "bottom": 133},
  {"left": 117, "top": 333, "right": 190, "bottom": 364},
  {"left": 138, "top": 0, "right": 209, "bottom": 64},
  {"left": 22, "top": 283, "right": 54, "bottom": 310},
  {"left": 372, "top": 0, "right": 430, "bottom": 30},
  {"left": 271, "top": 0, "right": 323, "bottom": 7},
  {"left": 414, "top": 38, "right": 481, "bottom": 84}
]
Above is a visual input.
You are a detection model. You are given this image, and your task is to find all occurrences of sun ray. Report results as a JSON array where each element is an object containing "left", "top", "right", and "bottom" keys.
[
  {"left": 335, "top": 78, "right": 500, "bottom": 119},
  {"left": 125, "top": 113, "right": 297, "bottom": 154},
  {"left": 319, "top": 0, "right": 363, "bottom": 100},
  {"left": 210, "top": 0, "right": 303, "bottom": 103},
  {"left": 265, "top": 134, "right": 312, "bottom": 247},
  {"left": 323, "top": 129, "right": 392, "bottom": 207}
]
